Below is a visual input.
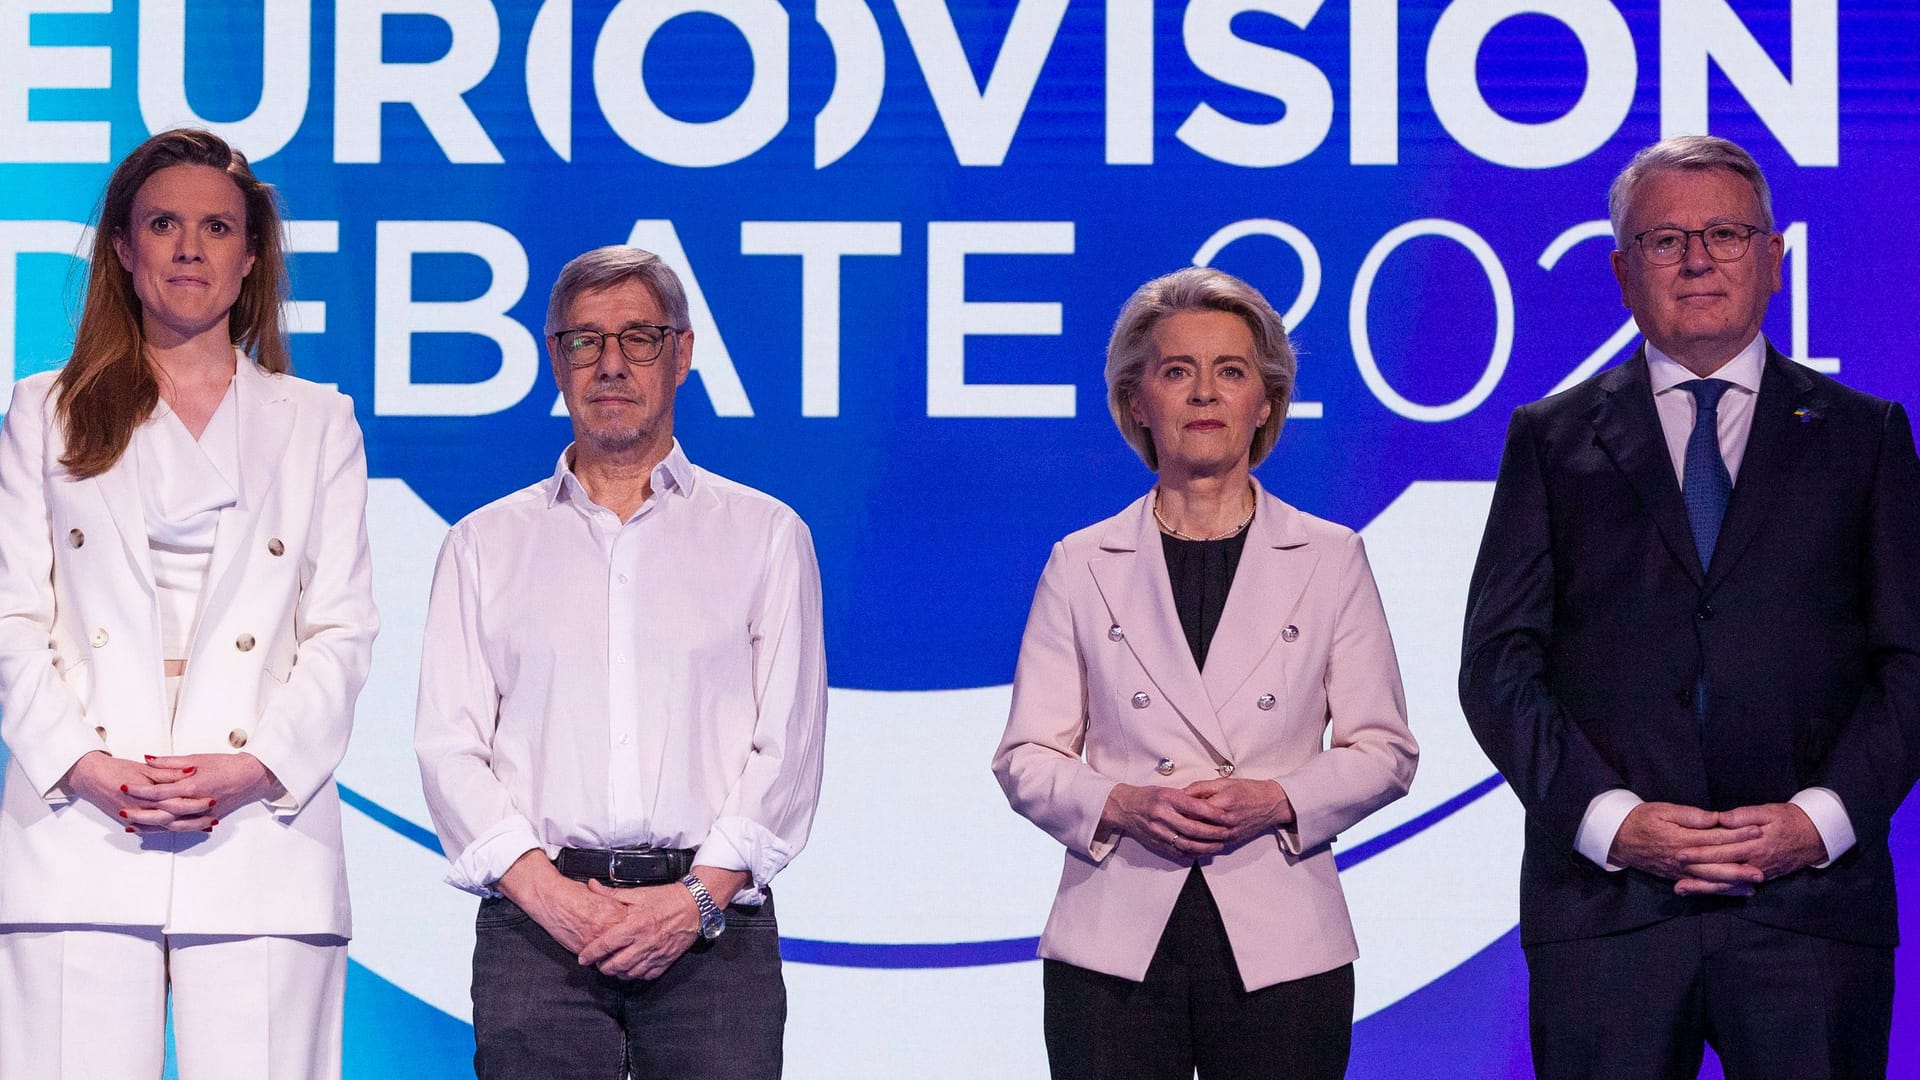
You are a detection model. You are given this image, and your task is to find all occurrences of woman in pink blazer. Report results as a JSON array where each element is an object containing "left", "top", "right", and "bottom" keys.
[
  {"left": 993, "top": 267, "right": 1417, "bottom": 1079},
  {"left": 0, "top": 130, "right": 376, "bottom": 1079}
]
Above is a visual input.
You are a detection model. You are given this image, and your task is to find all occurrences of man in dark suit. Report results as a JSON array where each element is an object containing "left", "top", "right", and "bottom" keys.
[{"left": 1460, "top": 135, "right": 1920, "bottom": 1079}]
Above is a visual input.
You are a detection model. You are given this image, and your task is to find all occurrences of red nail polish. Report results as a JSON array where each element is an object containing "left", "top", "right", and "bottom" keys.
[
  {"left": 118, "top": 810, "right": 127, "bottom": 818},
  {"left": 210, "top": 819, "right": 219, "bottom": 827},
  {"left": 184, "top": 767, "right": 196, "bottom": 775},
  {"left": 125, "top": 826, "right": 136, "bottom": 833},
  {"left": 208, "top": 798, "right": 216, "bottom": 807},
  {"left": 144, "top": 755, "right": 155, "bottom": 762},
  {"left": 120, "top": 785, "right": 129, "bottom": 793}
]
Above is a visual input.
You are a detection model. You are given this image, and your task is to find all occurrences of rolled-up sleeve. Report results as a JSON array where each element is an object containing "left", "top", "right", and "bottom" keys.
[
  {"left": 414, "top": 526, "right": 543, "bottom": 895},
  {"left": 697, "top": 513, "right": 828, "bottom": 904}
]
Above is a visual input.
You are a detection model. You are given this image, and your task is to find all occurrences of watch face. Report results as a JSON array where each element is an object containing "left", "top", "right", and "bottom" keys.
[{"left": 701, "top": 911, "right": 727, "bottom": 940}]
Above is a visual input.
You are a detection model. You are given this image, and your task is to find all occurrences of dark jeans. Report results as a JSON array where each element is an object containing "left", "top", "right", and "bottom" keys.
[
  {"left": 1525, "top": 912, "right": 1894, "bottom": 1080},
  {"left": 471, "top": 890, "right": 785, "bottom": 1080},
  {"left": 1043, "top": 866, "right": 1355, "bottom": 1080}
]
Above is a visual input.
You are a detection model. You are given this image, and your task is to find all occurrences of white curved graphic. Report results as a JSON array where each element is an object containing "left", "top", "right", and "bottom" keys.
[{"left": 340, "top": 479, "right": 1517, "bottom": 1067}]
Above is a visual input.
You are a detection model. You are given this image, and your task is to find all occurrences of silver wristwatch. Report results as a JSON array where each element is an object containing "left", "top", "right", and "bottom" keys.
[{"left": 681, "top": 874, "right": 727, "bottom": 940}]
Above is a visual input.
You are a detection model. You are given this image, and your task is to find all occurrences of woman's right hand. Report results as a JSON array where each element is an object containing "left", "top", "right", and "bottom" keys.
[
  {"left": 59, "top": 751, "right": 210, "bottom": 832},
  {"left": 1098, "top": 783, "right": 1232, "bottom": 861}
]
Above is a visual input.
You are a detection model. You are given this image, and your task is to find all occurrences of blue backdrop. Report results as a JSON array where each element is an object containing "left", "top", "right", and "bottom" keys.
[{"left": 2, "top": 1, "right": 1916, "bottom": 1076}]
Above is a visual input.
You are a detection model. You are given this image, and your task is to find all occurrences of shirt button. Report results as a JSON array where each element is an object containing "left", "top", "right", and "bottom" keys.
[
  {"left": 1256, "top": 693, "right": 1277, "bottom": 711},
  {"left": 1107, "top": 625, "right": 1124, "bottom": 642},
  {"left": 1217, "top": 763, "right": 1235, "bottom": 778},
  {"left": 228, "top": 729, "right": 249, "bottom": 749},
  {"left": 618, "top": 574, "right": 629, "bottom": 585},
  {"left": 1131, "top": 692, "right": 1151, "bottom": 709},
  {"left": 1281, "top": 625, "right": 1300, "bottom": 642},
  {"left": 267, "top": 538, "right": 285, "bottom": 557},
  {"left": 69, "top": 529, "right": 85, "bottom": 548},
  {"left": 619, "top": 734, "right": 630, "bottom": 746},
  {"left": 91, "top": 629, "right": 109, "bottom": 648},
  {"left": 1155, "top": 758, "right": 1175, "bottom": 776},
  {"left": 615, "top": 655, "right": 627, "bottom": 665},
  {"left": 235, "top": 633, "right": 256, "bottom": 652}
]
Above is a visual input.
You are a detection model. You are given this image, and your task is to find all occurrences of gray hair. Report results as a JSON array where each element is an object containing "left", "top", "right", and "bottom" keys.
[
  {"left": 1105, "top": 267, "right": 1296, "bottom": 471},
  {"left": 544, "top": 245, "right": 691, "bottom": 335},
  {"left": 1608, "top": 135, "right": 1775, "bottom": 246}
]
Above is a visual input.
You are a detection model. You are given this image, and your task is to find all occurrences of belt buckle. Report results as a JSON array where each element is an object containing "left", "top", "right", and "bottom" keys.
[{"left": 608, "top": 845, "right": 655, "bottom": 885}]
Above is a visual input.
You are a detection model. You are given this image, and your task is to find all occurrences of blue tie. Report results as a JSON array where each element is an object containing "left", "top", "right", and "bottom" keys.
[{"left": 1680, "top": 379, "right": 1734, "bottom": 569}]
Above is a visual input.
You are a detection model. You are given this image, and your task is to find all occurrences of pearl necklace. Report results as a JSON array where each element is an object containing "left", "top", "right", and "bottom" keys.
[{"left": 1153, "top": 491, "right": 1255, "bottom": 541}]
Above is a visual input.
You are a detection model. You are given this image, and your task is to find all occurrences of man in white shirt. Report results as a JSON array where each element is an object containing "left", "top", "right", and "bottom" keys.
[
  {"left": 415, "top": 245, "right": 827, "bottom": 1080},
  {"left": 1461, "top": 135, "right": 1920, "bottom": 1078}
]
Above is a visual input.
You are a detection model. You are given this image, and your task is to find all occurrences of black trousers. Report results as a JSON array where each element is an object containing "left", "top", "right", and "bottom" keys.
[
  {"left": 1525, "top": 912, "right": 1894, "bottom": 1080},
  {"left": 469, "top": 891, "right": 785, "bottom": 1080},
  {"left": 1043, "top": 866, "right": 1354, "bottom": 1080}
]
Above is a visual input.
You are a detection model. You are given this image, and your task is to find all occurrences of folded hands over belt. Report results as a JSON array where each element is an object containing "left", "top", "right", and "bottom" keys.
[
  {"left": 498, "top": 849, "right": 750, "bottom": 980},
  {"left": 1099, "top": 779, "right": 1294, "bottom": 862}
]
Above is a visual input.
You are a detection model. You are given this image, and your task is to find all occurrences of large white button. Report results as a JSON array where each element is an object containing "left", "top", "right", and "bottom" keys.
[
  {"left": 91, "top": 629, "right": 109, "bottom": 648},
  {"left": 266, "top": 538, "right": 285, "bottom": 557},
  {"left": 69, "top": 529, "right": 84, "bottom": 548},
  {"left": 1257, "top": 693, "right": 1276, "bottom": 711},
  {"left": 228, "top": 729, "right": 249, "bottom": 749},
  {"left": 1131, "top": 692, "right": 1151, "bottom": 709},
  {"left": 235, "top": 633, "right": 256, "bottom": 652}
]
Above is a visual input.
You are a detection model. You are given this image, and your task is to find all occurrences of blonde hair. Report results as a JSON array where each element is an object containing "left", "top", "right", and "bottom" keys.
[{"left": 1104, "top": 267, "right": 1296, "bottom": 470}]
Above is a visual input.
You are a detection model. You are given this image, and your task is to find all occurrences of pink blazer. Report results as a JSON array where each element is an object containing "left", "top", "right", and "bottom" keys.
[{"left": 992, "top": 479, "right": 1417, "bottom": 990}]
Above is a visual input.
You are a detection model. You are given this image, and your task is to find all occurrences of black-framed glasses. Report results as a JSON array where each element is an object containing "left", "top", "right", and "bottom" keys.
[
  {"left": 1631, "top": 223, "right": 1766, "bottom": 266},
  {"left": 550, "top": 324, "right": 680, "bottom": 367}
]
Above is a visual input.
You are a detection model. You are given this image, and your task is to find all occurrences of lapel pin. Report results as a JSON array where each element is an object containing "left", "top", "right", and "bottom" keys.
[{"left": 1793, "top": 407, "right": 1820, "bottom": 423}]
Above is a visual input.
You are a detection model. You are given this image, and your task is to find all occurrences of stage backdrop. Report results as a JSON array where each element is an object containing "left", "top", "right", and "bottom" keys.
[{"left": 3, "top": 1, "right": 1917, "bottom": 1075}]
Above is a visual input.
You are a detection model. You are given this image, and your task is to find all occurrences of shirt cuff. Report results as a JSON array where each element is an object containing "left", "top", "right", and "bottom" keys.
[
  {"left": 445, "top": 816, "right": 547, "bottom": 896},
  {"left": 1575, "top": 789, "right": 1644, "bottom": 871},
  {"left": 697, "top": 816, "right": 795, "bottom": 906},
  {"left": 1790, "top": 787, "right": 1854, "bottom": 867}
]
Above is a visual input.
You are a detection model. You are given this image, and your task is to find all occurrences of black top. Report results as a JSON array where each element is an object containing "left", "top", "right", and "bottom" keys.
[{"left": 1161, "top": 528, "right": 1250, "bottom": 672}]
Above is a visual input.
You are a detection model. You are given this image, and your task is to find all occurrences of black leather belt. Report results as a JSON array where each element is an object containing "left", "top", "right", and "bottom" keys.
[{"left": 555, "top": 847, "right": 696, "bottom": 886}]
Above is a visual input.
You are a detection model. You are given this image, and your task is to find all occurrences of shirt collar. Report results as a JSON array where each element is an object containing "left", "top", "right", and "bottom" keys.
[
  {"left": 544, "top": 439, "right": 697, "bottom": 509},
  {"left": 1646, "top": 334, "right": 1766, "bottom": 397}
]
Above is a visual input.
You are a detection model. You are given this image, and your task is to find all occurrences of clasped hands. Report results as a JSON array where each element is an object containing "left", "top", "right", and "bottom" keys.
[
  {"left": 1607, "top": 801, "right": 1829, "bottom": 896},
  {"left": 1098, "top": 778, "right": 1294, "bottom": 862},
  {"left": 63, "top": 749, "right": 279, "bottom": 833},
  {"left": 505, "top": 853, "right": 748, "bottom": 982}
]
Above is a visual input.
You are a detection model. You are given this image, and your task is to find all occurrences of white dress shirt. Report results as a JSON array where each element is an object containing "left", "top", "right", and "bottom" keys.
[
  {"left": 1574, "top": 336, "right": 1855, "bottom": 869},
  {"left": 414, "top": 441, "right": 827, "bottom": 904}
]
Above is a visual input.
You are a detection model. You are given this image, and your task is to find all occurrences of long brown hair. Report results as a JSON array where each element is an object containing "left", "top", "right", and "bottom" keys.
[{"left": 55, "top": 128, "right": 291, "bottom": 478}]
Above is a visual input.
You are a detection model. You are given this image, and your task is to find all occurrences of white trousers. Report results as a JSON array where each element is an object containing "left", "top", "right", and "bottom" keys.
[{"left": 0, "top": 926, "right": 347, "bottom": 1080}]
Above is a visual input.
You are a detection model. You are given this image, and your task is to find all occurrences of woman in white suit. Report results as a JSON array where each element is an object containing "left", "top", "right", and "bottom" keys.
[
  {"left": 993, "top": 267, "right": 1418, "bottom": 1079},
  {"left": 0, "top": 129, "right": 376, "bottom": 1079}
]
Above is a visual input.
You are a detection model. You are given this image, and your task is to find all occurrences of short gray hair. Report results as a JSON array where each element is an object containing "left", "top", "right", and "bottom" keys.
[
  {"left": 1105, "top": 267, "right": 1296, "bottom": 471},
  {"left": 1608, "top": 135, "right": 1774, "bottom": 247},
  {"left": 544, "top": 246, "right": 691, "bottom": 335}
]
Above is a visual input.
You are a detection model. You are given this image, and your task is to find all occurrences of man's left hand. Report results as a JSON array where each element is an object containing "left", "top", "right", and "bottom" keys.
[
  {"left": 576, "top": 867, "right": 752, "bottom": 980},
  {"left": 1672, "top": 802, "right": 1828, "bottom": 894},
  {"left": 576, "top": 880, "right": 700, "bottom": 980}
]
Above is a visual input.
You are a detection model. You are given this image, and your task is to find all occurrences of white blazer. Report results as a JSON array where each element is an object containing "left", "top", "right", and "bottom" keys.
[
  {"left": 993, "top": 480, "right": 1417, "bottom": 991},
  {"left": 0, "top": 358, "right": 377, "bottom": 936}
]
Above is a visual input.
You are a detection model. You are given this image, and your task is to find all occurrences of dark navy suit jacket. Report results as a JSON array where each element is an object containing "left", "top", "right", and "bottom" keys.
[{"left": 1460, "top": 344, "right": 1920, "bottom": 948}]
